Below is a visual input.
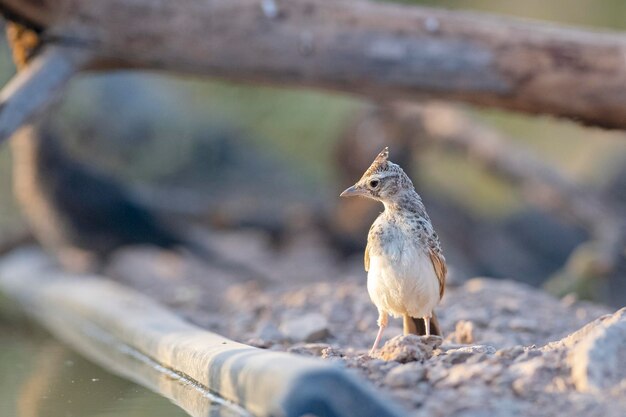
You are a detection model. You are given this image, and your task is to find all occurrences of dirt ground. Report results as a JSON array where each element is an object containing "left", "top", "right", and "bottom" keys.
[{"left": 101, "top": 228, "right": 626, "bottom": 417}]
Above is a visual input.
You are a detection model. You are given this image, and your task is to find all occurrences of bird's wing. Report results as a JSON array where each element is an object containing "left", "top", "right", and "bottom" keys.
[
  {"left": 365, "top": 220, "right": 380, "bottom": 272},
  {"left": 364, "top": 240, "right": 370, "bottom": 272},
  {"left": 428, "top": 248, "right": 447, "bottom": 299}
]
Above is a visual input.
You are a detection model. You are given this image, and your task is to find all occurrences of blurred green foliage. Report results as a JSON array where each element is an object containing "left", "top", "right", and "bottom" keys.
[{"left": 395, "top": 0, "right": 626, "bottom": 30}]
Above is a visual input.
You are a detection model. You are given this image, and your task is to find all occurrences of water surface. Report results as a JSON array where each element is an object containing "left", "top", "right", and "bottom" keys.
[{"left": 1, "top": 320, "right": 192, "bottom": 417}]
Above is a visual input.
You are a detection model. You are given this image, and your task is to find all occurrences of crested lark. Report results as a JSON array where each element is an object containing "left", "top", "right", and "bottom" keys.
[{"left": 340, "top": 147, "right": 446, "bottom": 354}]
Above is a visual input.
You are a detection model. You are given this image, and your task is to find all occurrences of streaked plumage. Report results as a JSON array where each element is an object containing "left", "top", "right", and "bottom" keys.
[{"left": 340, "top": 147, "right": 446, "bottom": 354}]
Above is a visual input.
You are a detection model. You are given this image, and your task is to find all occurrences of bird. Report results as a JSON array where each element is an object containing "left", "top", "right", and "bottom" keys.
[{"left": 340, "top": 147, "right": 446, "bottom": 354}]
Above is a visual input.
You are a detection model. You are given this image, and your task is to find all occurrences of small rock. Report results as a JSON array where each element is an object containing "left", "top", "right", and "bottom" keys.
[
  {"left": 421, "top": 335, "right": 444, "bottom": 350},
  {"left": 364, "top": 358, "right": 386, "bottom": 371},
  {"left": 570, "top": 307, "right": 626, "bottom": 393},
  {"left": 254, "top": 321, "right": 284, "bottom": 342},
  {"left": 514, "top": 349, "right": 542, "bottom": 362},
  {"left": 383, "top": 362, "right": 426, "bottom": 388},
  {"left": 455, "top": 320, "right": 475, "bottom": 344},
  {"left": 495, "top": 346, "right": 525, "bottom": 360},
  {"left": 246, "top": 338, "right": 276, "bottom": 349},
  {"left": 374, "top": 335, "right": 441, "bottom": 363},
  {"left": 287, "top": 343, "right": 331, "bottom": 356},
  {"left": 426, "top": 363, "right": 448, "bottom": 384},
  {"left": 279, "top": 313, "right": 330, "bottom": 342},
  {"left": 320, "top": 346, "right": 344, "bottom": 359},
  {"left": 510, "top": 355, "right": 554, "bottom": 395},
  {"left": 443, "top": 345, "right": 496, "bottom": 364},
  {"left": 509, "top": 317, "right": 538, "bottom": 332},
  {"left": 442, "top": 362, "right": 502, "bottom": 387},
  {"left": 464, "top": 345, "right": 496, "bottom": 355},
  {"left": 391, "top": 386, "right": 428, "bottom": 407}
]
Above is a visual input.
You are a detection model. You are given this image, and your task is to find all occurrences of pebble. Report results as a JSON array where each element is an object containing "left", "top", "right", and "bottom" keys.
[
  {"left": 287, "top": 343, "right": 332, "bottom": 356},
  {"left": 443, "top": 345, "right": 496, "bottom": 364},
  {"left": 374, "top": 335, "right": 441, "bottom": 363},
  {"left": 112, "top": 243, "right": 622, "bottom": 417},
  {"left": 455, "top": 320, "right": 475, "bottom": 344},
  {"left": 279, "top": 313, "right": 330, "bottom": 342},
  {"left": 383, "top": 362, "right": 426, "bottom": 388},
  {"left": 570, "top": 308, "right": 626, "bottom": 393},
  {"left": 254, "top": 321, "right": 284, "bottom": 342}
]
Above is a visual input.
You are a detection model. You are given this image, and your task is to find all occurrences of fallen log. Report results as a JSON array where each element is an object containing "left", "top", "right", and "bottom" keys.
[
  {"left": 3, "top": 0, "right": 626, "bottom": 145},
  {"left": 0, "top": 248, "right": 404, "bottom": 417}
]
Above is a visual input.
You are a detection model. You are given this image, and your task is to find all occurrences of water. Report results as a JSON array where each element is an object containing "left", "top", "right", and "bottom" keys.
[{"left": 1, "top": 321, "right": 192, "bottom": 417}]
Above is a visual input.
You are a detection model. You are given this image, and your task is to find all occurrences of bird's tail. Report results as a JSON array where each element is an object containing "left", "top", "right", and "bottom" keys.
[{"left": 403, "top": 311, "right": 442, "bottom": 337}]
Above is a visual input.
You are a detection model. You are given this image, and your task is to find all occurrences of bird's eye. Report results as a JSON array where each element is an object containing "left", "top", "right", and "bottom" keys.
[{"left": 369, "top": 179, "right": 380, "bottom": 189}]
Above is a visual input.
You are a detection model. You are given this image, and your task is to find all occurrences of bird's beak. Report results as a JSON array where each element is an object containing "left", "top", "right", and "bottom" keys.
[{"left": 340, "top": 184, "right": 365, "bottom": 198}]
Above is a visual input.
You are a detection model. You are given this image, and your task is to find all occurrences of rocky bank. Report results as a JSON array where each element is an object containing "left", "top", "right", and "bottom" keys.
[{"left": 105, "top": 230, "right": 624, "bottom": 417}]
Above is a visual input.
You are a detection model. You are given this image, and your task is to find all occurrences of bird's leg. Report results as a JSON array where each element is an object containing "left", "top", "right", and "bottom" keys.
[
  {"left": 423, "top": 313, "right": 431, "bottom": 336},
  {"left": 370, "top": 311, "right": 388, "bottom": 355}
]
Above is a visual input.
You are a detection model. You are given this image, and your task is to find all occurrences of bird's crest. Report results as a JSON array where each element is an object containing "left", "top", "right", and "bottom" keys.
[{"left": 364, "top": 147, "right": 390, "bottom": 177}]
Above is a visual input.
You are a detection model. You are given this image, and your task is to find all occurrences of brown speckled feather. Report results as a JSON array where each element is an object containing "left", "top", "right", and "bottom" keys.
[
  {"left": 428, "top": 248, "right": 447, "bottom": 299},
  {"left": 364, "top": 240, "right": 371, "bottom": 272}
]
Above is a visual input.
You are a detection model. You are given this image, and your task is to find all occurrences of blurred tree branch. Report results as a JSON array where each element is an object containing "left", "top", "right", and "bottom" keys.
[
  {"left": 3, "top": 0, "right": 626, "bottom": 144},
  {"left": 0, "top": 22, "right": 92, "bottom": 141},
  {"left": 409, "top": 104, "right": 615, "bottom": 235},
  {"left": 408, "top": 103, "right": 625, "bottom": 281},
  {"left": 0, "top": 228, "right": 33, "bottom": 256}
]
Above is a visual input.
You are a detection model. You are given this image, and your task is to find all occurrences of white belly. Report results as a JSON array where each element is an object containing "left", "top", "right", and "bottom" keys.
[{"left": 367, "top": 245, "right": 440, "bottom": 319}]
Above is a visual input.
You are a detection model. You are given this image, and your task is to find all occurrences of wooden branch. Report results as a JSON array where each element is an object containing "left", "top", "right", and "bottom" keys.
[
  {"left": 3, "top": 0, "right": 626, "bottom": 132},
  {"left": 405, "top": 102, "right": 625, "bottom": 273},
  {"left": 409, "top": 104, "right": 604, "bottom": 226},
  {"left": 0, "top": 248, "right": 404, "bottom": 417},
  {"left": 0, "top": 45, "right": 91, "bottom": 143}
]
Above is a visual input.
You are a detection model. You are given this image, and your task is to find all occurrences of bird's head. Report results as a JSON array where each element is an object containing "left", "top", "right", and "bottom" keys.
[{"left": 340, "top": 147, "right": 413, "bottom": 203}]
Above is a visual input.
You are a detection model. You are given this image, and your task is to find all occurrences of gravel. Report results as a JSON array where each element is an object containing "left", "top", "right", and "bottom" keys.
[{"left": 108, "top": 230, "right": 624, "bottom": 417}]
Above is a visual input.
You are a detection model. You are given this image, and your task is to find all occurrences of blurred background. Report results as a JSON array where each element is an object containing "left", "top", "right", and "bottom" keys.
[
  {"left": 1, "top": 1, "right": 626, "bottom": 416},
  {"left": 1, "top": 0, "right": 626, "bottom": 302}
]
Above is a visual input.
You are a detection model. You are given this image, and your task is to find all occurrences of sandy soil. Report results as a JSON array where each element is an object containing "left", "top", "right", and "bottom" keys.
[{"left": 105, "top": 229, "right": 625, "bottom": 417}]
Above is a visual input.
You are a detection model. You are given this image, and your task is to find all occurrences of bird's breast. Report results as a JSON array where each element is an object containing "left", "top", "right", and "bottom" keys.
[{"left": 367, "top": 242, "right": 440, "bottom": 318}]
